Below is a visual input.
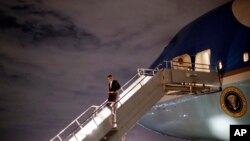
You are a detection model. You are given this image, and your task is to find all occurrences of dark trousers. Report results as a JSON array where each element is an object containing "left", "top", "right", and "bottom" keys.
[{"left": 106, "top": 93, "right": 117, "bottom": 107}]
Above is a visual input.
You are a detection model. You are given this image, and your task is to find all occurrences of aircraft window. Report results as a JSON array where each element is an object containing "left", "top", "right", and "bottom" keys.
[
  {"left": 243, "top": 52, "right": 249, "bottom": 62},
  {"left": 195, "top": 49, "right": 211, "bottom": 72},
  {"left": 172, "top": 54, "right": 192, "bottom": 70}
]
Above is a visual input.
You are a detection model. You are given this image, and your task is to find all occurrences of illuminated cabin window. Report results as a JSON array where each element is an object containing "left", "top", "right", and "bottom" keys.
[
  {"left": 218, "top": 60, "right": 223, "bottom": 70},
  {"left": 243, "top": 52, "right": 249, "bottom": 62},
  {"left": 195, "top": 49, "right": 211, "bottom": 72},
  {"left": 172, "top": 54, "right": 192, "bottom": 70}
]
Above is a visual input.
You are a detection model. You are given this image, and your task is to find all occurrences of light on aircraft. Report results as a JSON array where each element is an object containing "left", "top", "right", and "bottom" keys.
[
  {"left": 208, "top": 115, "right": 238, "bottom": 140},
  {"left": 243, "top": 52, "right": 249, "bottom": 62},
  {"left": 218, "top": 61, "right": 223, "bottom": 70}
]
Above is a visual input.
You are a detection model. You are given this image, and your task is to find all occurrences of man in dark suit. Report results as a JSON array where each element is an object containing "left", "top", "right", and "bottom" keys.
[
  {"left": 106, "top": 74, "right": 121, "bottom": 129},
  {"left": 106, "top": 74, "right": 121, "bottom": 107}
]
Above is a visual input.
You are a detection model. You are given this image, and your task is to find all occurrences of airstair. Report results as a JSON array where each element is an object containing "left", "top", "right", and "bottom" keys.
[{"left": 50, "top": 61, "right": 221, "bottom": 141}]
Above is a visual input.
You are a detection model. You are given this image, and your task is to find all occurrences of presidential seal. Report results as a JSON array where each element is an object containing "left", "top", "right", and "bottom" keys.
[{"left": 220, "top": 86, "right": 247, "bottom": 118}]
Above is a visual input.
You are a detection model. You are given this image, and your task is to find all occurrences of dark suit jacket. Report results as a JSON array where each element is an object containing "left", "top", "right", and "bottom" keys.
[
  {"left": 109, "top": 80, "right": 121, "bottom": 93},
  {"left": 107, "top": 80, "right": 121, "bottom": 102}
]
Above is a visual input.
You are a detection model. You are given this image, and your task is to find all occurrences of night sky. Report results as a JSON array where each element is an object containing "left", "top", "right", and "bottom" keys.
[{"left": 0, "top": 0, "right": 228, "bottom": 141}]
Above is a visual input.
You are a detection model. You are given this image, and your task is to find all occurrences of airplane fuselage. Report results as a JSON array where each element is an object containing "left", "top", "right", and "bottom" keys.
[{"left": 139, "top": 1, "right": 250, "bottom": 140}]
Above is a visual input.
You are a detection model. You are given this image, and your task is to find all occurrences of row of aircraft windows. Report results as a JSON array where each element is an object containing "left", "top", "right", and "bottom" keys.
[{"left": 173, "top": 49, "right": 249, "bottom": 72}]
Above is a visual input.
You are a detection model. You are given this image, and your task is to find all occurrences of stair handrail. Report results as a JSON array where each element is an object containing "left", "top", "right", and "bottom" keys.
[
  {"left": 50, "top": 67, "right": 159, "bottom": 141},
  {"left": 164, "top": 60, "right": 218, "bottom": 72},
  {"left": 163, "top": 60, "right": 222, "bottom": 92},
  {"left": 50, "top": 60, "right": 221, "bottom": 141},
  {"left": 50, "top": 105, "right": 99, "bottom": 141},
  {"left": 115, "top": 68, "right": 158, "bottom": 106}
]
